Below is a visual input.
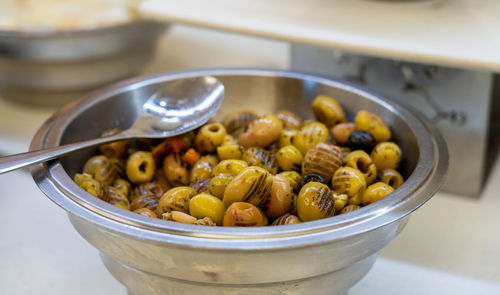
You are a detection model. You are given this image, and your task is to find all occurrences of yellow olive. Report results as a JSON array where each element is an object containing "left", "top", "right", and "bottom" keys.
[
  {"left": 223, "top": 166, "right": 273, "bottom": 207},
  {"left": 275, "top": 109, "right": 302, "bottom": 130},
  {"left": 157, "top": 186, "right": 196, "bottom": 215},
  {"left": 223, "top": 202, "right": 268, "bottom": 227},
  {"left": 302, "top": 143, "right": 343, "bottom": 183},
  {"left": 296, "top": 182, "right": 335, "bottom": 222},
  {"left": 222, "top": 134, "right": 238, "bottom": 146},
  {"left": 133, "top": 207, "right": 157, "bottom": 218},
  {"left": 194, "top": 123, "right": 227, "bottom": 153},
  {"left": 345, "top": 150, "right": 377, "bottom": 185},
  {"left": 189, "top": 193, "right": 225, "bottom": 225},
  {"left": 312, "top": 95, "right": 347, "bottom": 127},
  {"left": 332, "top": 192, "right": 348, "bottom": 213},
  {"left": 75, "top": 176, "right": 109, "bottom": 201},
  {"left": 243, "top": 147, "right": 278, "bottom": 174},
  {"left": 112, "top": 178, "right": 131, "bottom": 198},
  {"left": 371, "top": 142, "right": 402, "bottom": 170},
  {"left": 163, "top": 153, "right": 190, "bottom": 186},
  {"left": 293, "top": 122, "right": 329, "bottom": 155},
  {"left": 262, "top": 175, "right": 294, "bottom": 219},
  {"left": 190, "top": 155, "right": 219, "bottom": 182},
  {"left": 331, "top": 167, "right": 367, "bottom": 206},
  {"left": 278, "top": 171, "right": 302, "bottom": 193},
  {"left": 238, "top": 115, "right": 283, "bottom": 148},
  {"left": 208, "top": 173, "right": 233, "bottom": 199},
  {"left": 130, "top": 194, "right": 160, "bottom": 212},
  {"left": 99, "top": 128, "right": 130, "bottom": 158},
  {"left": 108, "top": 186, "right": 130, "bottom": 210},
  {"left": 213, "top": 159, "right": 248, "bottom": 176},
  {"left": 83, "top": 155, "right": 118, "bottom": 185},
  {"left": 279, "top": 128, "right": 298, "bottom": 148},
  {"left": 108, "top": 157, "right": 126, "bottom": 178},
  {"left": 217, "top": 145, "right": 244, "bottom": 160},
  {"left": 73, "top": 173, "right": 93, "bottom": 187},
  {"left": 354, "top": 110, "right": 391, "bottom": 142},
  {"left": 276, "top": 145, "right": 303, "bottom": 171},
  {"left": 363, "top": 182, "right": 394, "bottom": 205},
  {"left": 162, "top": 211, "right": 197, "bottom": 224},
  {"left": 378, "top": 168, "right": 404, "bottom": 189},
  {"left": 126, "top": 151, "right": 156, "bottom": 184},
  {"left": 271, "top": 213, "right": 302, "bottom": 225},
  {"left": 339, "top": 204, "right": 361, "bottom": 215},
  {"left": 223, "top": 110, "right": 258, "bottom": 135},
  {"left": 331, "top": 122, "right": 355, "bottom": 146}
]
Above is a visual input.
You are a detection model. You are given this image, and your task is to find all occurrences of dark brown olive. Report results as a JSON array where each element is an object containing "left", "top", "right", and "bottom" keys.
[
  {"left": 190, "top": 178, "right": 211, "bottom": 194},
  {"left": 348, "top": 131, "right": 376, "bottom": 153},
  {"left": 297, "top": 173, "right": 326, "bottom": 193}
]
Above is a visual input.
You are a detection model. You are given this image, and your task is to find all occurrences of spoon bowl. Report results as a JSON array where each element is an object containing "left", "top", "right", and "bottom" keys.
[{"left": 0, "top": 76, "right": 224, "bottom": 174}]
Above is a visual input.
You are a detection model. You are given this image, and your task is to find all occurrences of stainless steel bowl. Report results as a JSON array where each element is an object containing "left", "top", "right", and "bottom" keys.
[
  {"left": 0, "top": 21, "right": 167, "bottom": 106},
  {"left": 30, "top": 69, "right": 448, "bottom": 295}
]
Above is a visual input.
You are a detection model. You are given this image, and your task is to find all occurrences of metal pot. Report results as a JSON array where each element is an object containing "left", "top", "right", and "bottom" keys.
[
  {"left": 30, "top": 68, "right": 448, "bottom": 295},
  {"left": 0, "top": 21, "right": 167, "bottom": 106}
]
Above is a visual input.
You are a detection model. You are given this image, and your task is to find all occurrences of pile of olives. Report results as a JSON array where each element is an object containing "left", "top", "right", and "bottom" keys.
[{"left": 74, "top": 94, "right": 404, "bottom": 226}]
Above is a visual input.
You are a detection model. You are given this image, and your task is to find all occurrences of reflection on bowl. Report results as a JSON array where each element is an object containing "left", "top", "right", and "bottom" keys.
[
  {"left": 30, "top": 69, "right": 448, "bottom": 295},
  {"left": 0, "top": 21, "right": 167, "bottom": 106}
]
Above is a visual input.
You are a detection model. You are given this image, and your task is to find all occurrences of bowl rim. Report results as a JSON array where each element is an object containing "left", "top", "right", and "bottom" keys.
[{"left": 30, "top": 68, "right": 448, "bottom": 250}]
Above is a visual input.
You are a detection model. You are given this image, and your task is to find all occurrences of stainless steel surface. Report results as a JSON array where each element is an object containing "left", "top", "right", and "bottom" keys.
[
  {"left": 0, "top": 76, "right": 224, "bottom": 174},
  {"left": 0, "top": 21, "right": 167, "bottom": 106},
  {"left": 29, "top": 69, "right": 448, "bottom": 294},
  {"left": 291, "top": 44, "right": 492, "bottom": 197}
]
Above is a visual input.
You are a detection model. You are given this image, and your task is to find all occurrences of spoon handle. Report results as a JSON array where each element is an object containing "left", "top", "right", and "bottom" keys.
[{"left": 0, "top": 134, "right": 127, "bottom": 174}]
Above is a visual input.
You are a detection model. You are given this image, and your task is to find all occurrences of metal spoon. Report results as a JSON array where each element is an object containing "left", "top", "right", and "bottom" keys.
[{"left": 0, "top": 76, "right": 224, "bottom": 174}]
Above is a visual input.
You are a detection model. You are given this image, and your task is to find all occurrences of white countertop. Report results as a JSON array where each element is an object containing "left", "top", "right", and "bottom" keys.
[
  {"left": 0, "top": 25, "right": 499, "bottom": 294},
  {"left": 140, "top": 0, "right": 500, "bottom": 72}
]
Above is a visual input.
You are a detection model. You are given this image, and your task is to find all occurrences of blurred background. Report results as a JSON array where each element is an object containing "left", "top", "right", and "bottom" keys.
[{"left": 0, "top": 0, "right": 499, "bottom": 294}]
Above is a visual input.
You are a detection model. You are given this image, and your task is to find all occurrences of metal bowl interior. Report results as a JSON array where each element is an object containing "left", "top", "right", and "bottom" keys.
[{"left": 31, "top": 68, "right": 448, "bottom": 250}]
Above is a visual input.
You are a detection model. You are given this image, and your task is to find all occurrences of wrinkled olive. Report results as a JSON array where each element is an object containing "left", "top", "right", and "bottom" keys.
[
  {"left": 271, "top": 213, "right": 302, "bottom": 225},
  {"left": 331, "top": 122, "right": 355, "bottom": 146},
  {"left": 194, "top": 123, "right": 227, "bottom": 153},
  {"left": 331, "top": 167, "right": 367, "bottom": 206},
  {"left": 130, "top": 194, "right": 160, "bottom": 212},
  {"left": 312, "top": 95, "right": 347, "bottom": 127},
  {"left": 163, "top": 153, "right": 190, "bottom": 186},
  {"left": 189, "top": 193, "right": 225, "bottom": 225},
  {"left": 223, "top": 166, "right": 273, "bottom": 207},
  {"left": 126, "top": 151, "right": 156, "bottom": 184},
  {"left": 223, "top": 202, "right": 268, "bottom": 226},
  {"left": 348, "top": 131, "right": 377, "bottom": 153},
  {"left": 363, "top": 182, "right": 394, "bottom": 205},
  {"left": 345, "top": 150, "right": 377, "bottom": 185},
  {"left": 278, "top": 171, "right": 302, "bottom": 193},
  {"left": 213, "top": 159, "right": 248, "bottom": 176},
  {"left": 297, "top": 173, "right": 326, "bottom": 192},
  {"left": 157, "top": 186, "right": 197, "bottom": 215},
  {"left": 276, "top": 145, "right": 303, "bottom": 171},
  {"left": 243, "top": 147, "right": 278, "bottom": 174},
  {"left": 378, "top": 168, "right": 404, "bottom": 189},
  {"left": 133, "top": 207, "right": 158, "bottom": 218},
  {"left": 238, "top": 115, "right": 283, "bottom": 148},
  {"left": 275, "top": 109, "right": 302, "bottom": 130},
  {"left": 296, "top": 182, "right": 335, "bottom": 222},
  {"left": 262, "top": 175, "right": 294, "bottom": 219},
  {"left": 302, "top": 143, "right": 343, "bottom": 182},
  {"left": 83, "top": 155, "right": 118, "bottom": 185},
  {"left": 293, "top": 122, "right": 329, "bottom": 155},
  {"left": 339, "top": 204, "right": 361, "bottom": 215},
  {"left": 223, "top": 110, "right": 258, "bottom": 136},
  {"left": 190, "top": 155, "right": 219, "bottom": 182},
  {"left": 355, "top": 110, "right": 391, "bottom": 142},
  {"left": 371, "top": 142, "right": 402, "bottom": 170}
]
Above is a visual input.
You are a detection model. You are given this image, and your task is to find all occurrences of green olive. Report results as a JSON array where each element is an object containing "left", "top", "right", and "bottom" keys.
[
  {"left": 157, "top": 186, "right": 197, "bottom": 215},
  {"left": 208, "top": 173, "right": 233, "bottom": 199},
  {"left": 126, "top": 151, "right": 156, "bottom": 184},
  {"left": 194, "top": 123, "right": 227, "bottom": 153},
  {"left": 312, "top": 95, "right": 347, "bottom": 127},
  {"left": 296, "top": 182, "right": 335, "bottom": 222},
  {"left": 190, "top": 155, "right": 219, "bottom": 182},
  {"left": 355, "top": 110, "right": 391, "bottom": 142},
  {"left": 212, "top": 159, "right": 248, "bottom": 176},
  {"left": 331, "top": 167, "right": 367, "bottom": 206},
  {"left": 371, "top": 142, "right": 402, "bottom": 170},
  {"left": 83, "top": 155, "right": 117, "bottom": 185},
  {"left": 223, "top": 202, "right": 268, "bottom": 226},
  {"left": 293, "top": 122, "right": 329, "bottom": 155},
  {"left": 345, "top": 150, "right": 377, "bottom": 185},
  {"left": 276, "top": 145, "right": 303, "bottom": 171},
  {"left": 278, "top": 171, "right": 302, "bottom": 193},
  {"left": 378, "top": 168, "right": 404, "bottom": 189},
  {"left": 189, "top": 193, "right": 225, "bottom": 225},
  {"left": 279, "top": 129, "right": 298, "bottom": 148},
  {"left": 223, "top": 166, "right": 273, "bottom": 207},
  {"left": 362, "top": 182, "right": 394, "bottom": 205}
]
